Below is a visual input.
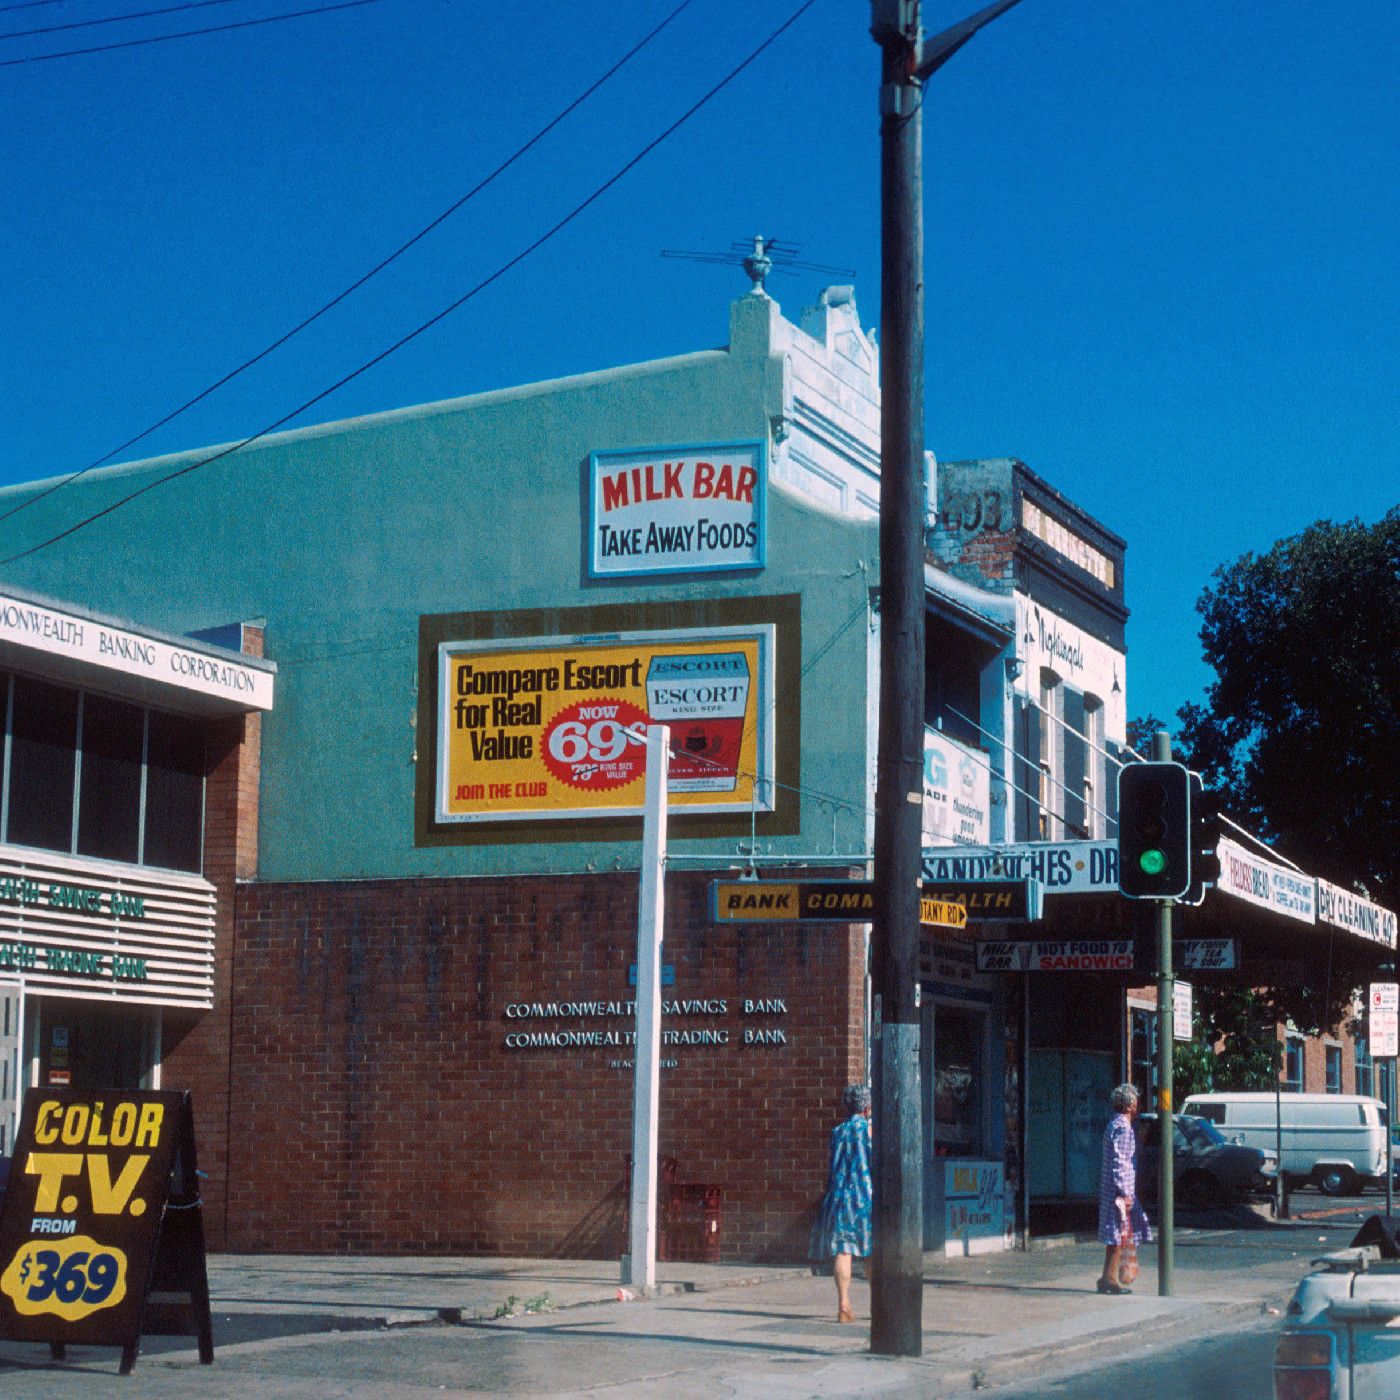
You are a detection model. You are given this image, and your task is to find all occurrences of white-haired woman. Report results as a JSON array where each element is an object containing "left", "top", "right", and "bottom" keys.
[
  {"left": 809, "top": 1083, "right": 873, "bottom": 1323},
  {"left": 1098, "top": 1082, "right": 1152, "bottom": 1293}
]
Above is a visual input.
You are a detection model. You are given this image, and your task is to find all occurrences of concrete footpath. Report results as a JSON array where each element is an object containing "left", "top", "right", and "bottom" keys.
[{"left": 0, "top": 1208, "right": 1358, "bottom": 1399}]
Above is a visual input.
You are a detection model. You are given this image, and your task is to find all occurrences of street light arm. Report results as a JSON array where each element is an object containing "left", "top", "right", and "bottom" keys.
[{"left": 913, "top": 0, "right": 1028, "bottom": 81}]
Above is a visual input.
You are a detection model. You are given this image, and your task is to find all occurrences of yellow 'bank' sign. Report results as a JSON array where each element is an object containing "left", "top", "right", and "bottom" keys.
[{"left": 437, "top": 625, "right": 775, "bottom": 822}]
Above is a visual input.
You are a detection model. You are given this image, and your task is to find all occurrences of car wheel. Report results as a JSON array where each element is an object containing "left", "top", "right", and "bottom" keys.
[
  {"left": 1178, "top": 1171, "right": 1218, "bottom": 1207},
  {"left": 1316, "top": 1166, "right": 1355, "bottom": 1197}
]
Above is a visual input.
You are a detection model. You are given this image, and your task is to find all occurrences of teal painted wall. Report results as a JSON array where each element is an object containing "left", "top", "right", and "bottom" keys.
[{"left": 1, "top": 297, "right": 880, "bottom": 880}]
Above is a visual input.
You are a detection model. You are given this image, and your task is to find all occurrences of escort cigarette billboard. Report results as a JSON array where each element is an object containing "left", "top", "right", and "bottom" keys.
[{"left": 436, "top": 625, "right": 775, "bottom": 821}]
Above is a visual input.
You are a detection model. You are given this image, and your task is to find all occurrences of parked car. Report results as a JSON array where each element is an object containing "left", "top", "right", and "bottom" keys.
[
  {"left": 1183, "top": 1091, "right": 1388, "bottom": 1195},
  {"left": 1137, "top": 1112, "right": 1276, "bottom": 1205},
  {"left": 1274, "top": 1221, "right": 1400, "bottom": 1399}
]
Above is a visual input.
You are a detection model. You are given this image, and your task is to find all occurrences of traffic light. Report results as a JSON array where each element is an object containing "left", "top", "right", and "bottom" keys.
[
  {"left": 1183, "top": 773, "right": 1225, "bottom": 906},
  {"left": 1116, "top": 761, "right": 1191, "bottom": 899}
]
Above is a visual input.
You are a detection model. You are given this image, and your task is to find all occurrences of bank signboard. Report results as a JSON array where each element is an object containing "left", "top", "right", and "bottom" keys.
[
  {"left": 586, "top": 441, "right": 766, "bottom": 579},
  {"left": 0, "top": 847, "right": 215, "bottom": 1010},
  {"left": 0, "top": 588, "right": 273, "bottom": 712},
  {"left": 437, "top": 625, "right": 775, "bottom": 821}
]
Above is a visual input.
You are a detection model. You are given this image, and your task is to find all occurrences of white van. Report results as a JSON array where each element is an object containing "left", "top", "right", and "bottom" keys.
[{"left": 1182, "top": 1092, "right": 1389, "bottom": 1195}]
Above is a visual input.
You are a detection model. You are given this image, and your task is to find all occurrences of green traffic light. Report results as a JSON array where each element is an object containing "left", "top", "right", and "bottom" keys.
[{"left": 1139, "top": 849, "right": 1167, "bottom": 876}]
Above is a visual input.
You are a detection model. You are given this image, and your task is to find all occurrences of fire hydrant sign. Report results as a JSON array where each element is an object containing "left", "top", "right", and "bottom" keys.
[
  {"left": 1371, "top": 983, "right": 1399, "bottom": 1059},
  {"left": 587, "top": 441, "right": 766, "bottom": 579},
  {"left": 0, "top": 1089, "right": 212, "bottom": 1368}
]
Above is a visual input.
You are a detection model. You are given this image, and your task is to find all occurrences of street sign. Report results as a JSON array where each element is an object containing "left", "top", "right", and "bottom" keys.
[
  {"left": 916, "top": 879, "right": 1042, "bottom": 922},
  {"left": 1370, "top": 982, "right": 1399, "bottom": 1059},
  {"left": 710, "top": 881, "right": 964, "bottom": 926},
  {"left": 710, "top": 881, "right": 874, "bottom": 922},
  {"left": 711, "top": 879, "right": 1016, "bottom": 926},
  {"left": 1174, "top": 981, "right": 1193, "bottom": 1041},
  {"left": 918, "top": 898, "right": 968, "bottom": 930}
]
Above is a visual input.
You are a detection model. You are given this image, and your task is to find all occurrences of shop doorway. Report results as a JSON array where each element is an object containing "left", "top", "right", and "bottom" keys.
[{"left": 31, "top": 998, "right": 158, "bottom": 1095}]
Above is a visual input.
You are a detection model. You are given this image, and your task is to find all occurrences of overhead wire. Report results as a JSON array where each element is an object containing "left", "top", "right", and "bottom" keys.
[
  {"left": 1, "top": 0, "right": 251, "bottom": 41},
  {"left": 0, "top": 0, "right": 696, "bottom": 524},
  {"left": 0, "top": 0, "right": 821, "bottom": 565},
  {"left": 0, "top": 0, "right": 384, "bottom": 67}
]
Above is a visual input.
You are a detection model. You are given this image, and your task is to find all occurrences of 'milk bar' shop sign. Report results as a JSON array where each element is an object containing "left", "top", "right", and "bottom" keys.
[
  {"left": 0, "top": 1089, "right": 212, "bottom": 1373},
  {"left": 587, "top": 441, "right": 767, "bottom": 579}
]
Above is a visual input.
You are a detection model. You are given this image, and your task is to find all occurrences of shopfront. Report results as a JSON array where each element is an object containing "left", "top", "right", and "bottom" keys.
[{"left": 0, "top": 588, "right": 274, "bottom": 1169}]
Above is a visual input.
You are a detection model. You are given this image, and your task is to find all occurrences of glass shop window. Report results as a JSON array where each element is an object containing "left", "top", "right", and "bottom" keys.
[
  {"left": 2, "top": 673, "right": 206, "bottom": 873},
  {"left": 7, "top": 676, "right": 78, "bottom": 852},
  {"left": 78, "top": 694, "right": 144, "bottom": 864},
  {"left": 144, "top": 712, "right": 205, "bottom": 874},
  {"left": 933, "top": 1005, "right": 984, "bottom": 1157}
]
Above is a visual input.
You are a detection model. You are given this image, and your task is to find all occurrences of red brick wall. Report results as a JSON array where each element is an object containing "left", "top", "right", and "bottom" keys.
[
  {"left": 157, "top": 625, "right": 264, "bottom": 1249},
  {"left": 223, "top": 870, "right": 867, "bottom": 1260}
]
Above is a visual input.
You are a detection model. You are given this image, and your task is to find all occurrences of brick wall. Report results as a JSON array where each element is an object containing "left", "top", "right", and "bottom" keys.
[
  {"left": 223, "top": 870, "right": 867, "bottom": 1260},
  {"left": 157, "top": 624, "right": 264, "bottom": 1249}
]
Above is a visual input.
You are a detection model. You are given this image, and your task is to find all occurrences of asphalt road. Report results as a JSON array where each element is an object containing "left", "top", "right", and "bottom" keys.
[{"left": 972, "top": 1322, "right": 1278, "bottom": 1400}]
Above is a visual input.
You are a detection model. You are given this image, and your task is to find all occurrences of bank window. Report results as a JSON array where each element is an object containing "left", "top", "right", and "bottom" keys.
[
  {"left": 1356, "top": 1037, "right": 1374, "bottom": 1098},
  {"left": 1325, "top": 1043, "right": 1342, "bottom": 1094},
  {"left": 0, "top": 674, "right": 206, "bottom": 873}
]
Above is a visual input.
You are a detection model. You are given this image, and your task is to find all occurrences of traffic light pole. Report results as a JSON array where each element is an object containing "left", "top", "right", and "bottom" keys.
[{"left": 1153, "top": 729, "right": 1175, "bottom": 1297}]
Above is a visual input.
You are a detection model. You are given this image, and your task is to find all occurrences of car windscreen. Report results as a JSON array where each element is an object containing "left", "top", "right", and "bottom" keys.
[{"left": 1177, "top": 1116, "right": 1227, "bottom": 1148}]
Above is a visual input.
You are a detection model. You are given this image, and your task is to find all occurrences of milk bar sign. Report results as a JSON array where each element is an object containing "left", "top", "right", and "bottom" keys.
[{"left": 587, "top": 441, "right": 766, "bottom": 578}]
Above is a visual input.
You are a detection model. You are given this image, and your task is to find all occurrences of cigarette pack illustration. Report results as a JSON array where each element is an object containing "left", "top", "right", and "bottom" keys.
[{"left": 645, "top": 652, "right": 750, "bottom": 792}]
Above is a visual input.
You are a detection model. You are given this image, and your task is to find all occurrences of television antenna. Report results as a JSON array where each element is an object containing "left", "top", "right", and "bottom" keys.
[{"left": 662, "top": 235, "right": 856, "bottom": 296}]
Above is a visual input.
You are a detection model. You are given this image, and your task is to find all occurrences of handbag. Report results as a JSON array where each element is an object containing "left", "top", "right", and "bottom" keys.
[{"left": 1117, "top": 1201, "right": 1140, "bottom": 1286}]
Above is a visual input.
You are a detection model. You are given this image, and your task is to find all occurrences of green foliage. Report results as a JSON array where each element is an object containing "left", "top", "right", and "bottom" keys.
[
  {"left": 1178, "top": 509, "right": 1400, "bottom": 908},
  {"left": 1196, "top": 987, "right": 1280, "bottom": 1090}
]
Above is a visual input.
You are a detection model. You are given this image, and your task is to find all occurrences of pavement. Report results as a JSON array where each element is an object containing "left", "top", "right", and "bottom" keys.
[{"left": 0, "top": 1201, "right": 1372, "bottom": 1399}]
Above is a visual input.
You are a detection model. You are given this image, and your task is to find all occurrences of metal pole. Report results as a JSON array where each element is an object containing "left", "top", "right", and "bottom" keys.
[
  {"left": 1153, "top": 729, "right": 1174, "bottom": 1297},
  {"left": 870, "top": 0, "right": 926, "bottom": 1359},
  {"left": 627, "top": 725, "right": 670, "bottom": 1293},
  {"left": 1389, "top": 1055, "right": 1396, "bottom": 1219}
]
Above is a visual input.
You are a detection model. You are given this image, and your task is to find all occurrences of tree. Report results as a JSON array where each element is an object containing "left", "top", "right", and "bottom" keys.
[{"left": 1179, "top": 509, "right": 1400, "bottom": 911}]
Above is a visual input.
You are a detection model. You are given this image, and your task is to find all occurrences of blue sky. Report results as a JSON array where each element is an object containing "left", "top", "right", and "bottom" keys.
[{"left": 2, "top": 0, "right": 1396, "bottom": 728}]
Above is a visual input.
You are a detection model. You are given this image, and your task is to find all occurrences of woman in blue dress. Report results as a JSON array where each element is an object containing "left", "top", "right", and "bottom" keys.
[{"left": 809, "top": 1083, "right": 873, "bottom": 1322}]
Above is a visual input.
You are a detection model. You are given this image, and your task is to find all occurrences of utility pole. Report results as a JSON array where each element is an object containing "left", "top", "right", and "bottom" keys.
[
  {"left": 868, "top": 0, "right": 1029, "bottom": 1359},
  {"left": 1153, "top": 728, "right": 1175, "bottom": 1297}
]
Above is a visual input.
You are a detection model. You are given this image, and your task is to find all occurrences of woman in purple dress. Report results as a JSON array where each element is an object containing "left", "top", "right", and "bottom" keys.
[{"left": 1097, "top": 1082, "right": 1152, "bottom": 1293}]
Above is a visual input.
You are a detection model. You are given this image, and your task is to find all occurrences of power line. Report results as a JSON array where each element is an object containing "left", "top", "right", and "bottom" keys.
[
  {"left": 0, "top": 0, "right": 696, "bottom": 525},
  {"left": 1, "top": 0, "right": 821, "bottom": 565},
  {"left": 0, "top": 0, "right": 69, "bottom": 13},
  {"left": 1, "top": 0, "right": 251, "bottom": 42},
  {"left": 0, "top": 0, "right": 384, "bottom": 67}
]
